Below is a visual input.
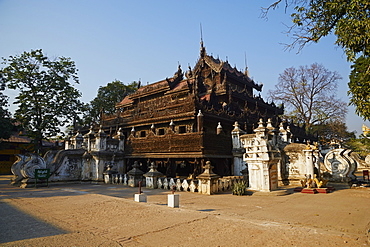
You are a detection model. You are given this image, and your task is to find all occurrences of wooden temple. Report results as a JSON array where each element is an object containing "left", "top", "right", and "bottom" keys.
[{"left": 101, "top": 43, "right": 310, "bottom": 178}]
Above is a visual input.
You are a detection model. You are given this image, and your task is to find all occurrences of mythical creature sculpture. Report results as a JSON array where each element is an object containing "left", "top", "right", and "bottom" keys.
[
  {"left": 10, "top": 153, "right": 47, "bottom": 187},
  {"left": 323, "top": 148, "right": 357, "bottom": 182},
  {"left": 300, "top": 174, "right": 328, "bottom": 188},
  {"left": 20, "top": 153, "right": 47, "bottom": 179},
  {"left": 11, "top": 154, "right": 27, "bottom": 185}
]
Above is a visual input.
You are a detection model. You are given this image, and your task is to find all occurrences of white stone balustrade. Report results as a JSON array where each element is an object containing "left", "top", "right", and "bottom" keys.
[{"left": 103, "top": 173, "right": 244, "bottom": 194}]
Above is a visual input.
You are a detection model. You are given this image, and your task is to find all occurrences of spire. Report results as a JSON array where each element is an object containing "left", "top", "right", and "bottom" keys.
[
  {"left": 244, "top": 51, "right": 250, "bottom": 77},
  {"left": 200, "top": 23, "right": 204, "bottom": 47},
  {"left": 200, "top": 23, "right": 206, "bottom": 58}
]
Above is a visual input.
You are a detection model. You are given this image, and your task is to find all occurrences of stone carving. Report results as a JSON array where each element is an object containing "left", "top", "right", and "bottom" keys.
[
  {"left": 169, "top": 178, "right": 176, "bottom": 190},
  {"left": 10, "top": 154, "right": 26, "bottom": 185},
  {"left": 20, "top": 153, "right": 46, "bottom": 179},
  {"left": 157, "top": 177, "right": 163, "bottom": 189},
  {"left": 176, "top": 179, "right": 182, "bottom": 191},
  {"left": 163, "top": 178, "right": 169, "bottom": 190},
  {"left": 323, "top": 148, "right": 357, "bottom": 182},
  {"left": 182, "top": 179, "right": 189, "bottom": 191},
  {"left": 189, "top": 180, "right": 197, "bottom": 192},
  {"left": 124, "top": 174, "right": 128, "bottom": 185},
  {"left": 351, "top": 152, "right": 370, "bottom": 169},
  {"left": 49, "top": 149, "right": 85, "bottom": 181},
  {"left": 300, "top": 174, "right": 328, "bottom": 189},
  {"left": 10, "top": 153, "right": 47, "bottom": 188}
]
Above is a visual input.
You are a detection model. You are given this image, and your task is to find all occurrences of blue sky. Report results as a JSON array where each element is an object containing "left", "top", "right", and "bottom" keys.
[{"left": 1, "top": 0, "right": 368, "bottom": 135}]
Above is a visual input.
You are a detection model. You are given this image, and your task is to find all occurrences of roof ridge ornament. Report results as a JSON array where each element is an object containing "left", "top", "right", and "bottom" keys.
[
  {"left": 244, "top": 51, "right": 250, "bottom": 77},
  {"left": 200, "top": 23, "right": 206, "bottom": 58}
]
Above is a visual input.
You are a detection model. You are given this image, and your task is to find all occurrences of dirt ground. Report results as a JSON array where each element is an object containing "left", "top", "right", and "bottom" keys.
[{"left": 0, "top": 175, "right": 369, "bottom": 247}]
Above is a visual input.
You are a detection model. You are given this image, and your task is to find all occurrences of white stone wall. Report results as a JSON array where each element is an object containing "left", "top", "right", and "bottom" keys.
[{"left": 282, "top": 143, "right": 307, "bottom": 185}]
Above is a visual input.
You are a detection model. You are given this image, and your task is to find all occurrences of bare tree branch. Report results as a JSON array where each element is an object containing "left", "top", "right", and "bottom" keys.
[{"left": 268, "top": 63, "right": 347, "bottom": 133}]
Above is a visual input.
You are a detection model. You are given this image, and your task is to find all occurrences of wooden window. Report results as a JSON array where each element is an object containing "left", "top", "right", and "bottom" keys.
[
  {"left": 158, "top": 128, "right": 165, "bottom": 135},
  {"left": 178, "top": 126, "right": 186, "bottom": 134}
]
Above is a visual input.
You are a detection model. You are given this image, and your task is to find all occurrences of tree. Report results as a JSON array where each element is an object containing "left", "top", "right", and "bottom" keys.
[
  {"left": 263, "top": 0, "right": 370, "bottom": 120},
  {"left": 268, "top": 63, "right": 347, "bottom": 133},
  {"left": 84, "top": 80, "right": 138, "bottom": 125},
  {"left": 347, "top": 133, "right": 370, "bottom": 158},
  {"left": 0, "top": 90, "right": 13, "bottom": 139},
  {"left": 0, "top": 49, "right": 84, "bottom": 153},
  {"left": 311, "top": 121, "right": 355, "bottom": 145},
  {"left": 348, "top": 56, "right": 370, "bottom": 120}
]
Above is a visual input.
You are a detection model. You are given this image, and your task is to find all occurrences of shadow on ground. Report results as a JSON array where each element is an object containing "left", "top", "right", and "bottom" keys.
[{"left": 0, "top": 201, "right": 67, "bottom": 243}]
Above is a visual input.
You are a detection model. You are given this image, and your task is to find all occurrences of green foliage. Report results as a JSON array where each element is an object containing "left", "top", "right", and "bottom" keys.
[
  {"left": 311, "top": 121, "right": 355, "bottom": 145},
  {"left": 264, "top": 0, "right": 370, "bottom": 120},
  {"left": 348, "top": 56, "right": 370, "bottom": 120},
  {"left": 0, "top": 49, "right": 84, "bottom": 153},
  {"left": 0, "top": 91, "right": 13, "bottom": 139},
  {"left": 346, "top": 134, "right": 370, "bottom": 158},
  {"left": 84, "top": 80, "right": 138, "bottom": 125},
  {"left": 232, "top": 180, "right": 247, "bottom": 196},
  {"left": 268, "top": 63, "right": 347, "bottom": 133}
]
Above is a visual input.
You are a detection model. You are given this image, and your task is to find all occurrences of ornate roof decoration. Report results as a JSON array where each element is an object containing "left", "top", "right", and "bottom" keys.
[
  {"left": 194, "top": 44, "right": 263, "bottom": 92},
  {"left": 113, "top": 43, "right": 283, "bottom": 127}
]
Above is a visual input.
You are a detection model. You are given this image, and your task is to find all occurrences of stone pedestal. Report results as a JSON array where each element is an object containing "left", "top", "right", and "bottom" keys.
[
  {"left": 316, "top": 188, "right": 330, "bottom": 194},
  {"left": 301, "top": 188, "right": 317, "bottom": 194},
  {"left": 168, "top": 194, "right": 179, "bottom": 208},
  {"left": 197, "top": 161, "right": 220, "bottom": 195},
  {"left": 144, "top": 162, "right": 164, "bottom": 189},
  {"left": 134, "top": 194, "right": 147, "bottom": 202},
  {"left": 128, "top": 161, "right": 144, "bottom": 187},
  {"left": 293, "top": 187, "right": 303, "bottom": 192},
  {"left": 103, "top": 163, "right": 117, "bottom": 184}
]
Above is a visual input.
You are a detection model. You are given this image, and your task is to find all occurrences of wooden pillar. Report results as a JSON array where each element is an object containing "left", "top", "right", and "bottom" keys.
[{"left": 197, "top": 110, "right": 203, "bottom": 132}]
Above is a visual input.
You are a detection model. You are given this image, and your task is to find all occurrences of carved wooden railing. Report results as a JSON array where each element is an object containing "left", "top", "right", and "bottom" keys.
[{"left": 126, "top": 132, "right": 203, "bottom": 154}]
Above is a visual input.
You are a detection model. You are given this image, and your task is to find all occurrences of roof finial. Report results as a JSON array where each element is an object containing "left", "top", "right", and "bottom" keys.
[
  {"left": 244, "top": 51, "right": 250, "bottom": 77},
  {"left": 200, "top": 23, "right": 203, "bottom": 47},
  {"left": 200, "top": 23, "right": 206, "bottom": 57},
  {"left": 244, "top": 51, "right": 247, "bottom": 68}
]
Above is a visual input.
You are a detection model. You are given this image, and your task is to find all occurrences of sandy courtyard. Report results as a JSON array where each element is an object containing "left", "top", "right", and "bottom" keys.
[{"left": 0, "top": 175, "right": 369, "bottom": 246}]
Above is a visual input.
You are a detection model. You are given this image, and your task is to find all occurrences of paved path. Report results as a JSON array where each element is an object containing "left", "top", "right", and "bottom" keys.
[{"left": 0, "top": 175, "right": 369, "bottom": 246}]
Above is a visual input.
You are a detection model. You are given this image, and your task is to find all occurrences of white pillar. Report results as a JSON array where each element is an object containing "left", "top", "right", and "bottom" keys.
[
  {"left": 168, "top": 194, "right": 179, "bottom": 208},
  {"left": 304, "top": 149, "right": 315, "bottom": 179}
]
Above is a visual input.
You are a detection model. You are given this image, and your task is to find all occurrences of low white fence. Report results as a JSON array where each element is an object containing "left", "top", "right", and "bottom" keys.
[{"left": 106, "top": 173, "right": 245, "bottom": 193}]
